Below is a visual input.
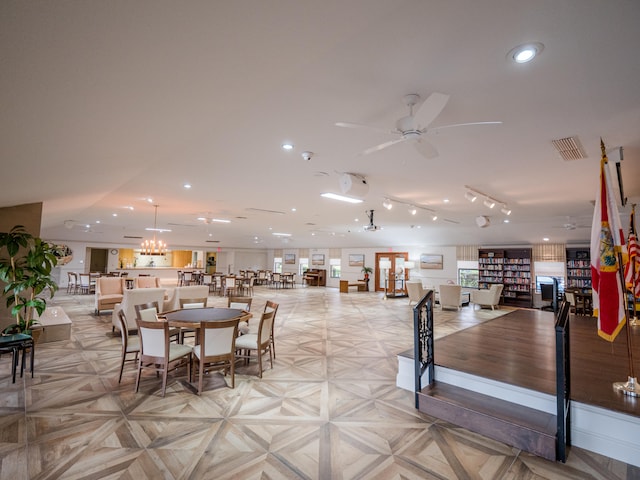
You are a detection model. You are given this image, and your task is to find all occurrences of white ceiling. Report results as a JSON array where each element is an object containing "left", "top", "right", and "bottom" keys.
[{"left": 2, "top": 1, "right": 639, "bottom": 250}]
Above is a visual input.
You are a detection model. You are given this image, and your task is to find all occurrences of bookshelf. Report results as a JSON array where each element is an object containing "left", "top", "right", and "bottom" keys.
[
  {"left": 478, "top": 248, "right": 532, "bottom": 307},
  {"left": 566, "top": 248, "right": 591, "bottom": 292}
]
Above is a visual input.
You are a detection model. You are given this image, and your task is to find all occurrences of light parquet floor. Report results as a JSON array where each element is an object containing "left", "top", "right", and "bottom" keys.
[{"left": 0, "top": 285, "right": 637, "bottom": 479}]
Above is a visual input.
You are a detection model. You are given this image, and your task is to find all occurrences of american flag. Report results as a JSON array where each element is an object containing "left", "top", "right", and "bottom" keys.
[{"left": 624, "top": 205, "right": 640, "bottom": 299}]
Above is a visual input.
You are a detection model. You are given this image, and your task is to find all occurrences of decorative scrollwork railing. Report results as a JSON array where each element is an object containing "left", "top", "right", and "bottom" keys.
[{"left": 413, "top": 289, "right": 434, "bottom": 408}]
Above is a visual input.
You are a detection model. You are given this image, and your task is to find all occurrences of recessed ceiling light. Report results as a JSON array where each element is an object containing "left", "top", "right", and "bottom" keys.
[
  {"left": 282, "top": 143, "right": 294, "bottom": 150},
  {"left": 543, "top": 237, "right": 550, "bottom": 242},
  {"left": 183, "top": 183, "right": 191, "bottom": 189},
  {"left": 291, "top": 208, "right": 296, "bottom": 212},
  {"left": 508, "top": 42, "right": 544, "bottom": 63},
  {"left": 112, "top": 213, "right": 118, "bottom": 217},
  {"left": 443, "top": 198, "right": 450, "bottom": 203},
  {"left": 95, "top": 220, "right": 100, "bottom": 224},
  {"left": 147, "top": 198, "right": 153, "bottom": 203},
  {"left": 320, "top": 193, "right": 363, "bottom": 204}
]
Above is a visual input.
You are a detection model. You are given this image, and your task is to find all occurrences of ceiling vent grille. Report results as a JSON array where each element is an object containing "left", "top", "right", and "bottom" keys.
[{"left": 551, "top": 136, "right": 587, "bottom": 161}]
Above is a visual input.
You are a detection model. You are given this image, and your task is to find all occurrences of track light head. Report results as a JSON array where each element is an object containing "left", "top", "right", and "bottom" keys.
[
  {"left": 383, "top": 198, "right": 393, "bottom": 210},
  {"left": 408, "top": 205, "right": 417, "bottom": 215},
  {"left": 465, "top": 191, "right": 478, "bottom": 202},
  {"left": 483, "top": 199, "right": 496, "bottom": 209},
  {"left": 501, "top": 206, "right": 512, "bottom": 216}
]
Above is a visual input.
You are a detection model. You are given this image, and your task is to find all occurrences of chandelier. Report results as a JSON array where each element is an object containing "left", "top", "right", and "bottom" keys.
[{"left": 141, "top": 205, "right": 170, "bottom": 255}]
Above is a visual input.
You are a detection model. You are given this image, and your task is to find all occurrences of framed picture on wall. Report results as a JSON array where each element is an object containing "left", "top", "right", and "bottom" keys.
[
  {"left": 284, "top": 253, "right": 296, "bottom": 264},
  {"left": 420, "top": 254, "right": 443, "bottom": 270},
  {"left": 348, "top": 254, "right": 365, "bottom": 267},
  {"left": 311, "top": 254, "right": 325, "bottom": 266}
]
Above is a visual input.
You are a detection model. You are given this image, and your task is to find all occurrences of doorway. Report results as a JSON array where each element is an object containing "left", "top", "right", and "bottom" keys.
[
  {"left": 374, "top": 252, "right": 409, "bottom": 296},
  {"left": 89, "top": 248, "right": 108, "bottom": 273}
]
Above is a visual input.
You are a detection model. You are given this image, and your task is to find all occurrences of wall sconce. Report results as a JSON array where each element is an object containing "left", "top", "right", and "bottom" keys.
[{"left": 383, "top": 198, "right": 393, "bottom": 210}]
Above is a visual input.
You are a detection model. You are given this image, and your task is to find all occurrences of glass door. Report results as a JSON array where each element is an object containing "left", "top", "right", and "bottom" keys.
[{"left": 375, "top": 252, "right": 409, "bottom": 296}]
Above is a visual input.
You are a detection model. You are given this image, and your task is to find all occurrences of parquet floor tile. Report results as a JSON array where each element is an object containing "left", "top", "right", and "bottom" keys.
[{"left": 1, "top": 285, "right": 637, "bottom": 479}]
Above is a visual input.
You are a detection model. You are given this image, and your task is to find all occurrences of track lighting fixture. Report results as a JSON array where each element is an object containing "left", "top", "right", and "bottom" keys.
[
  {"left": 465, "top": 186, "right": 511, "bottom": 216},
  {"left": 464, "top": 191, "right": 478, "bottom": 202},
  {"left": 383, "top": 198, "right": 393, "bottom": 210}
]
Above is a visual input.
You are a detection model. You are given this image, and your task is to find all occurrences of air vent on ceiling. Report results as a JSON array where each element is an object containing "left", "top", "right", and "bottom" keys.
[
  {"left": 206, "top": 240, "right": 220, "bottom": 243},
  {"left": 123, "top": 235, "right": 143, "bottom": 239},
  {"left": 551, "top": 136, "right": 587, "bottom": 161},
  {"left": 246, "top": 208, "right": 286, "bottom": 215}
]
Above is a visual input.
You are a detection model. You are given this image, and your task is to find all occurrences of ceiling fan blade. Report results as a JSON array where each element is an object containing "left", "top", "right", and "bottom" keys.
[
  {"left": 414, "top": 92, "right": 450, "bottom": 129},
  {"left": 431, "top": 121, "right": 502, "bottom": 132},
  {"left": 335, "top": 122, "right": 395, "bottom": 135},
  {"left": 359, "top": 137, "right": 407, "bottom": 156},
  {"left": 413, "top": 137, "right": 439, "bottom": 158}
]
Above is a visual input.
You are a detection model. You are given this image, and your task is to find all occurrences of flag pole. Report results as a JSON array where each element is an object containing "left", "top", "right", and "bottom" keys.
[
  {"left": 629, "top": 204, "right": 639, "bottom": 327},
  {"left": 613, "top": 248, "right": 638, "bottom": 396}
]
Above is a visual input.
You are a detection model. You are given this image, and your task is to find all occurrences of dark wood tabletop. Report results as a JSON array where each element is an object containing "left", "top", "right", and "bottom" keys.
[{"left": 162, "top": 307, "right": 251, "bottom": 328}]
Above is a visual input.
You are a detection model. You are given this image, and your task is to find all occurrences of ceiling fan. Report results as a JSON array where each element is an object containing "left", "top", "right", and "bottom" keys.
[
  {"left": 553, "top": 216, "right": 591, "bottom": 230},
  {"left": 336, "top": 93, "right": 501, "bottom": 158}
]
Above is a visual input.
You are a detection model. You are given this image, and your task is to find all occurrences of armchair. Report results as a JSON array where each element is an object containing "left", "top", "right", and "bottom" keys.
[
  {"left": 95, "top": 277, "right": 126, "bottom": 315},
  {"left": 163, "top": 285, "right": 210, "bottom": 312},
  {"left": 406, "top": 281, "right": 428, "bottom": 306},
  {"left": 112, "top": 287, "right": 167, "bottom": 332},
  {"left": 470, "top": 284, "right": 504, "bottom": 310},
  {"left": 439, "top": 284, "right": 462, "bottom": 310},
  {"left": 134, "top": 276, "right": 162, "bottom": 288}
]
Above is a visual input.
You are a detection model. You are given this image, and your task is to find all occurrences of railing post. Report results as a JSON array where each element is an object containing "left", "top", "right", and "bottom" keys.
[
  {"left": 555, "top": 300, "right": 571, "bottom": 462},
  {"left": 413, "top": 290, "right": 434, "bottom": 408}
]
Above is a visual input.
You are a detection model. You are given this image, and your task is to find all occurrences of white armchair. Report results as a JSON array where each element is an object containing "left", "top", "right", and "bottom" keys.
[
  {"left": 439, "top": 284, "right": 462, "bottom": 310},
  {"left": 406, "top": 281, "right": 428, "bottom": 305},
  {"left": 112, "top": 287, "right": 167, "bottom": 332},
  {"left": 163, "top": 285, "right": 210, "bottom": 312},
  {"left": 470, "top": 284, "right": 504, "bottom": 310}
]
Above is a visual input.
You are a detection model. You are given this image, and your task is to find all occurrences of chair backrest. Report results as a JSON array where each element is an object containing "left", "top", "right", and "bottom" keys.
[
  {"left": 180, "top": 297, "right": 207, "bottom": 309},
  {"left": 79, "top": 273, "right": 91, "bottom": 286},
  {"left": 439, "top": 284, "right": 462, "bottom": 307},
  {"left": 135, "top": 301, "right": 160, "bottom": 321},
  {"left": 490, "top": 283, "right": 504, "bottom": 299},
  {"left": 258, "top": 271, "right": 266, "bottom": 280},
  {"left": 258, "top": 311, "right": 275, "bottom": 347},
  {"left": 97, "top": 276, "right": 125, "bottom": 295},
  {"left": 540, "top": 283, "right": 554, "bottom": 302},
  {"left": 264, "top": 300, "right": 279, "bottom": 316},
  {"left": 272, "top": 273, "right": 281, "bottom": 281},
  {"left": 565, "top": 291, "right": 576, "bottom": 306},
  {"left": 117, "top": 310, "right": 131, "bottom": 347},
  {"left": 135, "top": 276, "right": 161, "bottom": 288},
  {"left": 136, "top": 317, "right": 169, "bottom": 358},
  {"left": 406, "top": 281, "right": 426, "bottom": 302},
  {"left": 228, "top": 296, "right": 252, "bottom": 311},
  {"left": 68, "top": 272, "right": 77, "bottom": 284},
  {"left": 198, "top": 319, "right": 239, "bottom": 357}
]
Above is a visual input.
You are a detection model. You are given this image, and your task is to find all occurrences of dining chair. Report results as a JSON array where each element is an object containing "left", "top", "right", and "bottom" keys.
[
  {"left": 235, "top": 310, "right": 275, "bottom": 378},
  {"left": 224, "top": 276, "right": 238, "bottom": 296},
  {"left": 116, "top": 310, "right": 140, "bottom": 383},
  {"left": 135, "top": 301, "right": 180, "bottom": 343},
  {"left": 263, "top": 300, "right": 279, "bottom": 359},
  {"left": 270, "top": 273, "right": 282, "bottom": 289},
  {"left": 178, "top": 297, "right": 208, "bottom": 342},
  {"left": 182, "top": 272, "right": 193, "bottom": 286},
  {"left": 67, "top": 272, "right": 78, "bottom": 294},
  {"left": 78, "top": 273, "right": 92, "bottom": 294},
  {"left": 241, "top": 276, "right": 255, "bottom": 296},
  {"left": 228, "top": 296, "right": 253, "bottom": 335},
  {"left": 191, "top": 318, "right": 240, "bottom": 393},
  {"left": 134, "top": 317, "right": 192, "bottom": 397}
]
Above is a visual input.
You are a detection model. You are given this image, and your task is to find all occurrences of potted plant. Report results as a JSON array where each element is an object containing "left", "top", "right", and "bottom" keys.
[
  {"left": 361, "top": 266, "right": 373, "bottom": 280},
  {"left": 0, "top": 225, "right": 59, "bottom": 335}
]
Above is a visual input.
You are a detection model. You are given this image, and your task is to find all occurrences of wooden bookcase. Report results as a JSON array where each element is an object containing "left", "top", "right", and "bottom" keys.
[
  {"left": 566, "top": 248, "right": 591, "bottom": 291},
  {"left": 478, "top": 248, "right": 532, "bottom": 307}
]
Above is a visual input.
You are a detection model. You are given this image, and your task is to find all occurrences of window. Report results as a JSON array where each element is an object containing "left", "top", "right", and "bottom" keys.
[
  {"left": 299, "top": 258, "right": 309, "bottom": 276},
  {"left": 329, "top": 258, "right": 341, "bottom": 278},
  {"left": 457, "top": 260, "right": 479, "bottom": 288},
  {"left": 534, "top": 261, "right": 565, "bottom": 292},
  {"left": 458, "top": 268, "right": 479, "bottom": 288},
  {"left": 273, "top": 257, "right": 282, "bottom": 274}
]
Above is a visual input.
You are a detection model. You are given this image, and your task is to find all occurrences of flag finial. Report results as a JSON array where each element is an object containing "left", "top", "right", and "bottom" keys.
[{"left": 600, "top": 138, "right": 608, "bottom": 162}]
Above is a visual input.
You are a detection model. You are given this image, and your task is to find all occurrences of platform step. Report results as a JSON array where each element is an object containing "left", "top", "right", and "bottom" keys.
[{"left": 418, "top": 382, "right": 557, "bottom": 461}]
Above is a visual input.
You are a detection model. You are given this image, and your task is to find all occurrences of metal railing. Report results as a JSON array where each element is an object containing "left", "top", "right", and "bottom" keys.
[
  {"left": 555, "top": 300, "right": 572, "bottom": 462},
  {"left": 413, "top": 289, "right": 435, "bottom": 408}
]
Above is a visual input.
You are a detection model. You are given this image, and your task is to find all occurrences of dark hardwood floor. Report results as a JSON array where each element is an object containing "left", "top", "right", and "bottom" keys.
[{"left": 434, "top": 308, "right": 640, "bottom": 417}]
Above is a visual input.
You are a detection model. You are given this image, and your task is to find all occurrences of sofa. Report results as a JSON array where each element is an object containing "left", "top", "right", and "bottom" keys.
[
  {"left": 95, "top": 277, "right": 126, "bottom": 315},
  {"left": 406, "top": 281, "right": 428, "bottom": 306},
  {"left": 163, "top": 285, "right": 210, "bottom": 312},
  {"left": 470, "top": 284, "right": 504, "bottom": 310},
  {"left": 438, "top": 284, "right": 462, "bottom": 310},
  {"left": 112, "top": 287, "right": 167, "bottom": 332}
]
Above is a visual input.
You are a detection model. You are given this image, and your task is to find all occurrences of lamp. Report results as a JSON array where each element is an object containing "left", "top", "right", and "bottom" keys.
[
  {"left": 379, "top": 259, "right": 392, "bottom": 299},
  {"left": 382, "top": 198, "right": 393, "bottom": 210},
  {"left": 141, "top": 205, "right": 169, "bottom": 255},
  {"left": 404, "top": 261, "right": 415, "bottom": 280}
]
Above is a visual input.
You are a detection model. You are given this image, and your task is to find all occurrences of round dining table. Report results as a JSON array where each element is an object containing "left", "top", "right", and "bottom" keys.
[{"left": 163, "top": 307, "right": 251, "bottom": 330}]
